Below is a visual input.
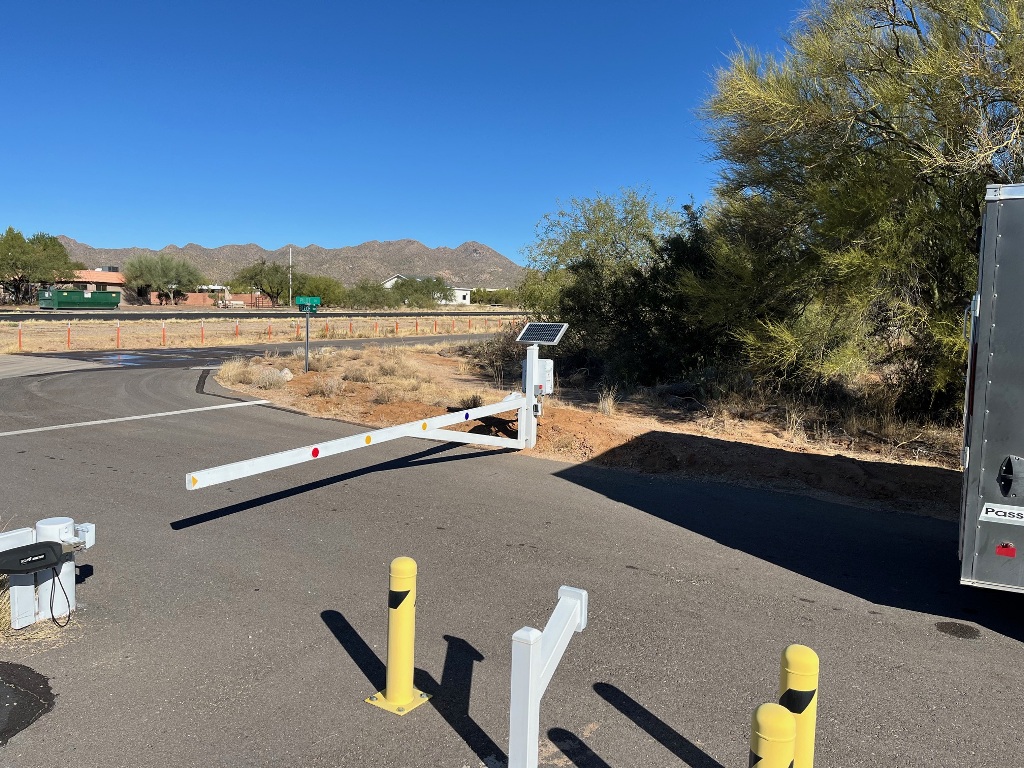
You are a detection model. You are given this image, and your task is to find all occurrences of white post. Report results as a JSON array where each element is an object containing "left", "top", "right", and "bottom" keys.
[
  {"left": 522, "top": 343, "right": 540, "bottom": 449},
  {"left": 35, "top": 516, "right": 76, "bottom": 622},
  {"left": 509, "top": 628, "right": 544, "bottom": 768},
  {"left": 289, "top": 247, "right": 293, "bottom": 307},
  {"left": 508, "top": 586, "right": 588, "bottom": 768},
  {"left": 0, "top": 528, "right": 37, "bottom": 629}
]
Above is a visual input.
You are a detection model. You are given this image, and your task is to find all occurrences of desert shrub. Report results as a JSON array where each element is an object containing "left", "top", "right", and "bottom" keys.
[
  {"left": 307, "top": 374, "right": 346, "bottom": 398},
  {"left": 372, "top": 385, "right": 398, "bottom": 404},
  {"left": 458, "top": 393, "right": 484, "bottom": 409},
  {"left": 306, "top": 349, "right": 336, "bottom": 372},
  {"left": 219, "top": 357, "right": 254, "bottom": 385},
  {"left": 472, "top": 321, "right": 526, "bottom": 386},
  {"left": 251, "top": 367, "right": 287, "bottom": 390}
]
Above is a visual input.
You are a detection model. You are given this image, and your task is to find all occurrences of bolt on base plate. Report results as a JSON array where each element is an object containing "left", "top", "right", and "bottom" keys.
[{"left": 365, "top": 689, "right": 431, "bottom": 715}]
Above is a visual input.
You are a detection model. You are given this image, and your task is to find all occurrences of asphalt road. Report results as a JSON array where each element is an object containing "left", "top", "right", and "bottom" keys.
[{"left": 1, "top": 344, "right": 1023, "bottom": 767}]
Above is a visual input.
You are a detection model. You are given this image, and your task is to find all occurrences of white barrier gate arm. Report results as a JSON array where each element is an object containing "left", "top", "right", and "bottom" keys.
[
  {"left": 186, "top": 393, "right": 528, "bottom": 490},
  {"left": 508, "top": 586, "right": 588, "bottom": 768}
]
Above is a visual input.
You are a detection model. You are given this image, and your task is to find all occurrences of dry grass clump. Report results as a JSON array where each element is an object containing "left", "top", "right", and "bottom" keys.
[
  {"left": 458, "top": 393, "right": 484, "bottom": 409},
  {"left": 597, "top": 385, "right": 619, "bottom": 416},
  {"left": 307, "top": 374, "right": 346, "bottom": 398},
  {"left": 218, "top": 357, "right": 255, "bottom": 385},
  {"left": 372, "top": 385, "right": 398, "bottom": 404},
  {"left": 306, "top": 350, "right": 336, "bottom": 372},
  {"left": 251, "top": 367, "right": 288, "bottom": 390}
]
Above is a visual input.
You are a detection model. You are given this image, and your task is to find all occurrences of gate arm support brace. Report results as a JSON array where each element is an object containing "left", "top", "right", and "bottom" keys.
[{"left": 508, "top": 586, "right": 588, "bottom": 768}]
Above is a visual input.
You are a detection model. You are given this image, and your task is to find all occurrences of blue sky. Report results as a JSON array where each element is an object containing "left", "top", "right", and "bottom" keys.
[{"left": 3, "top": 1, "right": 801, "bottom": 264}]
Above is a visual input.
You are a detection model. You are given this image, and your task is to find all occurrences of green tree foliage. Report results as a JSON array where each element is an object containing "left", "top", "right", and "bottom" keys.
[
  {"left": 123, "top": 254, "right": 206, "bottom": 304},
  {"left": 470, "top": 287, "right": 518, "bottom": 306},
  {"left": 392, "top": 277, "right": 453, "bottom": 307},
  {"left": 522, "top": 189, "right": 719, "bottom": 383},
  {"left": 229, "top": 259, "right": 290, "bottom": 306},
  {"left": 701, "top": 0, "right": 1024, "bottom": 415},
  {"left": 293, "top": 274, "right": 347, "bottom": 307},
  {"left": 0, "top": 228, "right": 83, "bottom": 303},
  {"left": 346, "top": 280, "right": 393, "bottom": 309}
]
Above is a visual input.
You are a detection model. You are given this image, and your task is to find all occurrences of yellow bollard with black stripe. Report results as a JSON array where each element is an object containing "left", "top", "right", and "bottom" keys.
[
  {"left": 779, "top": 644, "right": 819, "bottom": 768},
  {"left": 749, "top": 702, "right": 796, "bottom": 767},
  {"left": 366, "top": 557, "right": 431, "bottom": 715}
]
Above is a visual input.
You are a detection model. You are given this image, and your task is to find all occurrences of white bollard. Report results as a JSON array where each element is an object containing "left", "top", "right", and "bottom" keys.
[
  {"left": 35, "top": 516, "right": 76, "bottom": 622},
  {"left": 508, "top": 586, "right": 588, "bottom": 768}
]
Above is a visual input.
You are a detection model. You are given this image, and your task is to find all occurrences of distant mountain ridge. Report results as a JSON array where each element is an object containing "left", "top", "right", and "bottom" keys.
[{"left": 57, "top": 237, "right": 524, "bottom": 289}]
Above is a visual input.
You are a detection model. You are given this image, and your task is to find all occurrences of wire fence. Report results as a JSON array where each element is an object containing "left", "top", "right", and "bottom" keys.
[{"left": 0, "top": 315, "right": 519, "bottom": 354}]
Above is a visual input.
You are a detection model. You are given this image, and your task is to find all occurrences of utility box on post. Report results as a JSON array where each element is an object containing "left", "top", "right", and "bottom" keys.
[{"left": 961, "top": 183, "right": 1024, "bottom": 592}]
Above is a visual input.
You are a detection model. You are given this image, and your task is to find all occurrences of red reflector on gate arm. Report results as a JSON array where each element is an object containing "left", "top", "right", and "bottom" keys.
[{"left": 996, "top": 543, "right": 1016, "bottom": 558}]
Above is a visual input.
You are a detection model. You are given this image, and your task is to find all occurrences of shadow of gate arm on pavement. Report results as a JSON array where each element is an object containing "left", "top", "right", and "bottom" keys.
[{"left": 170, "top": 443, "right": 511, "bottom": 530}]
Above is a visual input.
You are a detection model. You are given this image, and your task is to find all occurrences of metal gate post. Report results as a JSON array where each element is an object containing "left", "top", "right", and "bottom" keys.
[{"left": 522, "top": 343, "right": 539, "bottom": 449}]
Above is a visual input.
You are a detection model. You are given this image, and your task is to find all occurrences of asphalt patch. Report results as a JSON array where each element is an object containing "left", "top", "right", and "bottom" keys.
[
  {"left": 0, "top": 662, "right": 55, "bottom": 746},
  {"left": 935, "top": 621, "right": 981, "bottom": 639}
]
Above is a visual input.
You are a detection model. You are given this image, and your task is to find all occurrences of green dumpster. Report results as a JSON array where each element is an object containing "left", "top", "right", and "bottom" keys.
[{"left": 38, "top": 290, "right": 120, "bottom": 310}]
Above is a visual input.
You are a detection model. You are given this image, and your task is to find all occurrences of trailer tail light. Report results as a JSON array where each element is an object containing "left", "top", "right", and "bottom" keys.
[{"left": 996, "top": 543, "right": 1017, "bottom": 558}]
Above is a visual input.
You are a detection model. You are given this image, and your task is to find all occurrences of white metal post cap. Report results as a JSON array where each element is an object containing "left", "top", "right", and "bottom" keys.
[{"left": 558, "top": 586, "right": 588, "bottom": 631}]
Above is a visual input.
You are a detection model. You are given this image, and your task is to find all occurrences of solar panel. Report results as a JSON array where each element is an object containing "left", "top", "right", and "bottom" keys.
[{"left": 516, "top": 322, "right": 568, "bottom": 346}]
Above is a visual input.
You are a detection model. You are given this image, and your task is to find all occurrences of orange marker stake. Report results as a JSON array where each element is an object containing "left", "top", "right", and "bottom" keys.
[
  {"left": 434, "top": 318, "right": 437, "bottom": 333},
  {"left": 268, "top": 323, "right": 273, "bottom": 340},
  {"left": 162, "top": 322, "right": 166, "bottom": 346},
  {"left": 415, "top": 319, "right": 419, "bottom": 334},
  {"left": 395, "top": 320, "right": 399, "bottom": 336},
  {"left": 18, "top": 322, "right": 22, "bottom": 351},
  {"left": 200, "top": 320, "right": 205, "bottom": 345},
  {"left": 235, "top": 320, "right": 240, "bottom": 338},
  {"left": 375, "top": 321, "right": 379, "bottom": 336},
  {"left": 349, "top": 320, "right": 354, "bottom": 335},
  {"left": 116, "top": 321, "right": 121, "bottom": 349}
]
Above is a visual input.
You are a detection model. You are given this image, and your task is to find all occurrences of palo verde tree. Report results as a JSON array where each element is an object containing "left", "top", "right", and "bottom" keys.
[
  {"left": 0, "top": 228, "right": 83, "bottom": 303},
  {"left": 702, "top": 0, "right": 1024, "bottom": 415},
  {"left": 123, "top": 254, "right": 205, "bottom": 304}
]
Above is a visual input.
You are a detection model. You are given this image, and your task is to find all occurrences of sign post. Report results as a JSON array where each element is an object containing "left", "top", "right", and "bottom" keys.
[{"left": 295, "top": 296, "right": 321, "bottom": 372}]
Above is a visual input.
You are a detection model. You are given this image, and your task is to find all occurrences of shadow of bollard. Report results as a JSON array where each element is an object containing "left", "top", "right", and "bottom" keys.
[
  {"left": 547, "top": 728, "right": 612, "bottom": 768},
  {"left": 593, "top": 682, "right": 724, "bottom": 768}
]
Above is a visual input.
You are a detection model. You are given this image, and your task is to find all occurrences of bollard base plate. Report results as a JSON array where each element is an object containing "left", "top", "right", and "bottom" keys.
[{"left": 366, "top": 688, "right": 431, "bottom": 715}]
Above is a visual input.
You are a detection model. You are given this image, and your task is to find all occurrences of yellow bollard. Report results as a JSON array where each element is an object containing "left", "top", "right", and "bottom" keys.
[
  {"left": 749, "top": 702, "right": 796, "bottom": 767},
  {"left": 366, "top": 557, "right": 430, "bottom": 715},
  {"left": 779, "top": 644, "right": 819, "bottom": 768}
]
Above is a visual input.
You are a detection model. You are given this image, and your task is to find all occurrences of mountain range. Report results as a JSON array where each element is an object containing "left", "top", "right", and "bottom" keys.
[{"left": 58, "top": 237, "right": 525, "bottom": 289}]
